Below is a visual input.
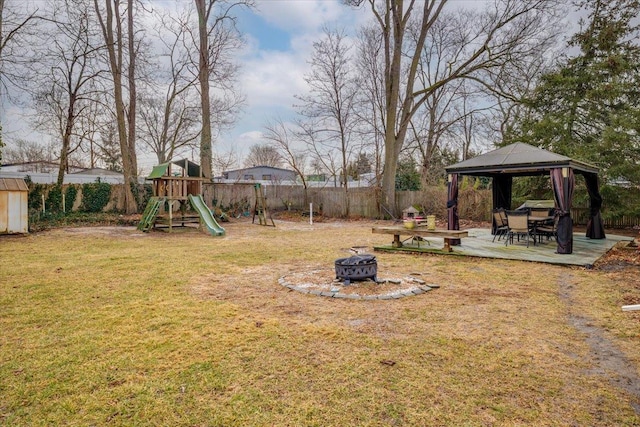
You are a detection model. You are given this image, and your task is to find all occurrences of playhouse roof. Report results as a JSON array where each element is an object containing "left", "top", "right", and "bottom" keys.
[{"left": 148, "top": 159, "right": 202, "bottom": 179}]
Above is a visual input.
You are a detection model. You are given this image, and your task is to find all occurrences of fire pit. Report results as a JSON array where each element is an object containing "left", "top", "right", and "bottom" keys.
[{"left": 334, "top": 255, "right": 377, "bottom": 285}]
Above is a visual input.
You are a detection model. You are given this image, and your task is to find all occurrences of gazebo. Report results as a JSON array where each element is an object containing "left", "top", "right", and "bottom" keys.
[{"left": 445, "top": 143, "right": 606, "bottom": 254}]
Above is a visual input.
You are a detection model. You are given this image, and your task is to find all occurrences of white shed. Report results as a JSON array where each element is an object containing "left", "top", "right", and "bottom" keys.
[{"left": 0, "top": 178, "right": 28, "bottom": 234}]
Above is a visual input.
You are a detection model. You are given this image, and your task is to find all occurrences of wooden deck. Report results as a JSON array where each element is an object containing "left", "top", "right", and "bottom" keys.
[{"left": 372, "top": 227, "right": 631, "bottom": 268}]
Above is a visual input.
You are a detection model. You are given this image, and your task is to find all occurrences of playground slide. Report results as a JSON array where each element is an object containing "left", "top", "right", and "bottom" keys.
[{"left": 188, "top": 194, "right": 225, "bottom": 236}]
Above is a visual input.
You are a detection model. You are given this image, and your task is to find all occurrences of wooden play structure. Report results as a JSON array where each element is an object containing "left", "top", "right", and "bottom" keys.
[{"left": 138, "top": 159, "right": 224, "bottom": 235}]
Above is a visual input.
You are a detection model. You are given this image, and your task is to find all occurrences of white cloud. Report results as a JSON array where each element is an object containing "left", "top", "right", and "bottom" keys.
[
  {"left": 236, "top": 1, "right": 367, "bottom": 121},
  {"left": 237, "top": 130, "right": 265, "bottom": 143},
  {"left": 254, "top": 0, "right": 346, "bottom": 33},
  {"left": 239, "top": 49, "right": 310, "bottom": 109}
]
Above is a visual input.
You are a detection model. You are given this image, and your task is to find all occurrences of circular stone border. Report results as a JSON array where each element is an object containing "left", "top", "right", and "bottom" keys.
[{"left": 278, "top": 273, "right": 440, "bottom": 300}]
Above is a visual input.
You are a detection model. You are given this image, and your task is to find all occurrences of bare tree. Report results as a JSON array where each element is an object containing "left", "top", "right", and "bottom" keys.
[
  {"left": 347, "top": 0, "right": 562, "bottom": 214},
  {"left": 0, "top": 1, "right": 42, "bottom": 162},
  {"left": 297, "top": 118, "right": 342, "bottom": 188},
  {"left": 91, "top": 120, "right": 121, "bottom": 171},
  {"left": 354, "top": 24, "right": 385, "bottom": 188},
  {"left": 244, "top": 143, "right": 282, "bottom": 168},
  {"left": 212, "top": 147, "right": 238, "bottom": 173},
  {"left": 138, "top": 95, "right": 201, "bottom": 164},
  {"left": 0, "top": 0, "right": 41, "bottom": 94},
  {"left": 480, "top": 28, "right": 562, "bottom": 146},
  {"left": 2, "top": 138, "right": 56, "bottom": 164},
  {"left": 138, "top": 8, "right": 202, "bottom": 164},
  {"left": 403, "top": 12, "right": 492, "bottom": 185},
  {"left": 29, "top": 0, "right": 105, "bottom": 185},
  {"left": 193, "top": 0, "right": 249, "bottom": 204},
  {"left": 93, "top": 0, "right": 140, "bottom": 213},
  {"left": 296, "top": 27, "right": 359, "bottom": 216},
  {"left": 263, "top": 118, "right": 309, "bottom": 196}
]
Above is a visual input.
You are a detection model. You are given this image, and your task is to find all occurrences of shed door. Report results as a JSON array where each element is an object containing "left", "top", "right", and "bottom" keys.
[{"left": 8, "top": 192, "right": 28, "bottom": 233}]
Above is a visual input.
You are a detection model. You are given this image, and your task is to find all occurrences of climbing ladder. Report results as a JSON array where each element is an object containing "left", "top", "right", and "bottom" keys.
[
  {"left": 252, "top": 183, "right": 275, "bottom": 227},
  {"left": 137, "top": 197, "right": 166, "bottom": 232}
]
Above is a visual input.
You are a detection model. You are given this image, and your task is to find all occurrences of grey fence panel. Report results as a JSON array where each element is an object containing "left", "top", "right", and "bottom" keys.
[{"left": 24, "top": 182, "right": 640, "bottom": 227}]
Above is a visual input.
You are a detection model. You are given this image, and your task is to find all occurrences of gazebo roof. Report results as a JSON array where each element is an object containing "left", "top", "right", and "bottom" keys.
[{"left": 446, "top": 143, "right": 599, "bottom": 176}]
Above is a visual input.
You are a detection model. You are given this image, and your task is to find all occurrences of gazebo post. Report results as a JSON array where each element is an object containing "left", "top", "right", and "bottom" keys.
[
  {"left": 446, "top": 173, "right": 461, "bottom": 246},
  {"left": 551, "top": 167, "right": 574, "bottom": 254},
  {"left": 584, "top": 173, "right": 606, "bottom": 239}
]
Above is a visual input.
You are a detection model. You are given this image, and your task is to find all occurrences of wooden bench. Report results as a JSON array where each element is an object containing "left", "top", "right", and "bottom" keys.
[{"left": 372, "top": 226, "right": 469, "bottom": 252}]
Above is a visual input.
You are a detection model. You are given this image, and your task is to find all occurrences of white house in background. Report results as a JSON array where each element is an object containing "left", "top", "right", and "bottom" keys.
[
  {"left": 0, "top": 161, "right": 84, "bottom": 174},
  {"left": 70, "top": 168, "right": 125, "bottom": 178},
  {"left": 0, "top": 162, "right": 137, "bottom": 184},
  {"left": 219, "top": 166, "right": 298, "bottom": 184}
]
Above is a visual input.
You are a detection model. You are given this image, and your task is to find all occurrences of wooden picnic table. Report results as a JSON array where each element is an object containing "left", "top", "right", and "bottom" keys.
[{"left": 372, "top": 226, "right": 469, "bottom": 252}]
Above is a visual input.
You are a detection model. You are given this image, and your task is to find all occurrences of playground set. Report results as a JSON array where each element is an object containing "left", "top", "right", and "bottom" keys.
[
  {"left": 137, "top": 159, "right": 225, "bottom": 235},
  {"left": 137, "top": 160, "right": 277, "bottom": 234}
]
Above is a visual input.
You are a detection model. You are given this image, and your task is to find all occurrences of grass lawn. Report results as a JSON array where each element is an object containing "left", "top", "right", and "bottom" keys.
[{"left": 1, "top": 219, "right": 639, "bottom": 426}]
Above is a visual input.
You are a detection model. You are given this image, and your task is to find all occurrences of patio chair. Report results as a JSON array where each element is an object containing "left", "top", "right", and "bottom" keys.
[
  {"left": 529, "top": 207, "right": 554, "bottom": 224},
  {"left": 535, "top": 212, "right": 558, "bottom": 242},
  {"left": 505, "top": 210, "right": 533, "bottom": 247},
  {"left": 492, "top": 208, "right": 509, "bottom": 242}
]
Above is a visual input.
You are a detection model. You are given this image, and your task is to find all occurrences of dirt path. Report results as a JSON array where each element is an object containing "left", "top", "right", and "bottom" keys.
[{"left": 559, "top": 274, "right": 640, "bottom": 414}]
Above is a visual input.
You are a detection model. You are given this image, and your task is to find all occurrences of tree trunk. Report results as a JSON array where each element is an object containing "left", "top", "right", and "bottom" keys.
[
  {"left": 195, "top": 0, "right": 213, "bottom": 206},
  {"left": 95, "top": 0, "right": 137, "bottom": 213},
  {"left": 126, "top": 0, "right": 137, "bottom": 177},
  {"left": 57, "top": 99, "right": 75, "bottom": 186}
]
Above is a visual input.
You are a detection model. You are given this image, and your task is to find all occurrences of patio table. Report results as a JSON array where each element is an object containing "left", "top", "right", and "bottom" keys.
[{"left": 528, "top": 216, "right": 554, "bottom": 244}]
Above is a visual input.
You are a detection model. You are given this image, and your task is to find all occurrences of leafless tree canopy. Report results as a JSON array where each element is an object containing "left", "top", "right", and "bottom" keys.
[
  {"left": 343, "top": 0, "right": 563, "bottom": 214},
  {"left": 1, "top": 0, "right": 567, "bottom": 217},
  {"left": 0, "top": 0, "right": 250, "bottom": 210},
  {"left": 244, "top": 143, "right": 282, "bottom": 168}
]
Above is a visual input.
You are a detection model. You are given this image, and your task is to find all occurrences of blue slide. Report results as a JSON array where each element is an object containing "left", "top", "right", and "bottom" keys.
[{"left": 188, "top": 194, "right": 225, "bottom": 236}]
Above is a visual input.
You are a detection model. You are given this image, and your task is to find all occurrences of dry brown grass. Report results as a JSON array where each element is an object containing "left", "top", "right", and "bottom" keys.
[{"left": 1, "top": 218, "right": 639, "bottom": 426}]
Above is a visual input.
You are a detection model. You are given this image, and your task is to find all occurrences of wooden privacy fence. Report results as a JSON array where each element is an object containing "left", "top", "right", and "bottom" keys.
[
  {"left": 209, "top": 184, "right": 640, "bottom": 227},
  {"left": 571, "top": 207, "right": 640, "bottom": 228},
  {"left": 27, "top": 182, "right": 640, "bottom": 227},
  {"left": 210, "top": 183, "right": 493, "bottom": 222}
]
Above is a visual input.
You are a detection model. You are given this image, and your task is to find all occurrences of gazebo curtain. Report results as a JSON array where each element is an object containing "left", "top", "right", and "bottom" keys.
[
  {"left": 584, "top": 173, "right": 606, "bottom": 239},
  {"left": 446, "top": 173, "right": 461, "bottom": 246},
  {"left": 491, "top": 175, "right": 513, "bottom": 234},
  {"left": 551, "top": 168, "right": 574, "bottom": 254}
]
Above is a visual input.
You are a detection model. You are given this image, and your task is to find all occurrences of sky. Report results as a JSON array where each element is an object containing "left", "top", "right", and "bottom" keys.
[
  {"left": 217, "top": 0, "right": 367, "bottom": 165},
  {"left": 221, "top": 0, "right": 493, "bottom": 164}
]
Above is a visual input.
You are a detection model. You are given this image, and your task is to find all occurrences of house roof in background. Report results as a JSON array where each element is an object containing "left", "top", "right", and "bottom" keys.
[
  {"left": 70, "top": 168, "right": 123, "bottom": 176},
  {"left": 1, "top": 161, "right": 60, "bottom": 167},
  {"left": 223, "top": 165, "right": 296, "bottom": 175}
]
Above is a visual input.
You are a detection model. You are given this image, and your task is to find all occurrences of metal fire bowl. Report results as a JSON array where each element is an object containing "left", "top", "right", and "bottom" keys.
[{"left": 335, "top": 255, "right": 377, "bottom": 285}]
